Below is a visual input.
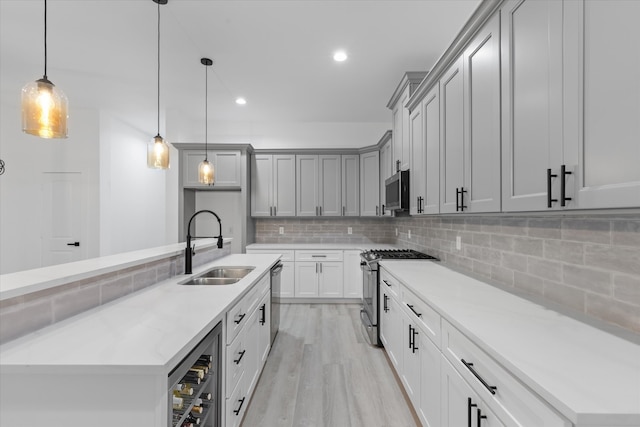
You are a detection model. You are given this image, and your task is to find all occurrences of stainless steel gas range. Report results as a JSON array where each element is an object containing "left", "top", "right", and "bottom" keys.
[{"left": 359, "top": 249, "right": 438, "bottom": 346}]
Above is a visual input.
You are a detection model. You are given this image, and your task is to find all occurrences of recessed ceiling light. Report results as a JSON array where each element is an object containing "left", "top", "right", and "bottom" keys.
[
  {"left": 333, "top": 50, "right": 348, "bottom": 62},
  {"left": 235, "top": 97, "right": 247, "bottom": 105}
]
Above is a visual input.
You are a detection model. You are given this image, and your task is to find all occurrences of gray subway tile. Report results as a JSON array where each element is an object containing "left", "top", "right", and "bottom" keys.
[
  {"left": 586, "top": 294, "right": 640, "bottom": 333},
  {"left": 528, "top": 258, "right": 563, "bottom": 282},
  {"left": 513, "top": 237, "right": 544, "bottom": 257},
  {"left": 501, "top": 218, "right": 528, "bottom": 236},
  {"left": 473, "top": 260, "right": 492, "bottom": 279},
  {"left": 584, "top": 244, "right": 640, "bottom": 276},
  {"left": 544, "top": 282, "right": 586, "bottom": 313},
  {"left": 502, "top": 253, "right": 528, "bottom": 272},
  {"left": 613, "top": 220, "right": 640, "bottom": 247},
  {"left": 0, "top": 300, "right": 53, "bottom": 344},
  {"left": 528, "top": 218, "right": 562, "bottom": 239},
  {"left": 472, "top": 233, "right": 492, "bottom": 248},
  {"left": 613, "top": 274, "right": 640, "bottom": 306},
  {"left": 561, "top": 219, "right": 611, "bottom": 245},
  {"left": 480, "top": 217, "right": 501, "bottom": 233},
  {"left": 491, "top": 265, "right": 515, "bottom": 287},
  {"left": 133, "top": 269, "right": 158, "bottom": 291},
  {"left": 464, "top": 246, "right": 501, "bottom": 265},
  {"left": 101, "top": 276, "right": 134, "bottom": 305},
  {"left": 53, "top": 285, "right": 101, "bottom": 322},
  {"left": 562, "top": 264, "right": 611, "bottom": 296},
  {"left": 491, "top": 235, "right": 515, "bottom": 251},
  {"left": 514, "top": 272, "right": 544, "bottom": 296},
  {"left": 544, "top": 240, "right": 584, "bottom": 265}
]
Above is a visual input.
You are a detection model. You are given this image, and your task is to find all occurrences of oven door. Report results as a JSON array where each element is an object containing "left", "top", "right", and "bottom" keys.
[{"left": 360, "top": 260, "right": 380, "bottom": 346}]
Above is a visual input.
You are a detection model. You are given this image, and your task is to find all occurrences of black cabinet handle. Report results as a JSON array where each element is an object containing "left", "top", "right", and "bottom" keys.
[
  {"left": 233, "top": 397, "right": 246, "bottom": 415},
  {"left": 412, "top": 327, "right": 419, "bottom": 353},
  {"left": 259, "top": 304, "right": 266, "bottom": 325},
  {"left": 234, "top": 313, "right": 246, "bottom": 325},
  {"left": 560, "top": 164, "right": 572, "bottom": 207},
  {"left": 408, "top": 325, "right": 413, "bottom": 349},
  {"left": 383, "top": 294, "right": 389, "bottom": 312},
  {"left": 547, "top": 168, "right": 558, "bottom": 208},
  {"left": 467, "top": 398, "right": 477, "bottom": 427},
  {"left": 382, "top": 204, "right": 386, "bottom": 215},
  {"left": 477, "top": 408, "right": 487, "bottom": 427},
  {"left": 234, "top": 349, "right": 246, "bottom": 364},
  {"left": 461, "top": 359, "right": 497, "bottom": 395},
  {"left": 407, "top": 304, "right": 422, "bottom": 318},
  {"left": 382, "top": 279, "right": 391, "bottom": 287},
  {"left": 66, "top": 242, "right": 80, "bottom": 247},
  {"left": 456, "top": 187, "right": 467, "bottom": 211}
]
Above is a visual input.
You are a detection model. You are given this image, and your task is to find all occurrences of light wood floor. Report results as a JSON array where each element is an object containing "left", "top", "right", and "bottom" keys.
[{"left": 241, "top": 304, "right": 418, "bottom": 427}]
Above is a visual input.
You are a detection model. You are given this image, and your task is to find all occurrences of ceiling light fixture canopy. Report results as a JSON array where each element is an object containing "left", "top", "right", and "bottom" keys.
[
  {"left": 198, "top": 58, "right": 214, "bottom": 185},
  {"left": 333, "top": 50, "right": 348, "bottom": 62},
  {"left": 147, "top": 0, "right": 170, "bottom": 169},
  {"left": 21, "top": 0, "right": 68, "bottom": 139}
]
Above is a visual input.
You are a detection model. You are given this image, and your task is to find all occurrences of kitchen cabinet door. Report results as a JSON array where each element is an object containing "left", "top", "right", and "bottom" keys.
[
  {"left": 319, "top": 155, "right": 341, "bottom": 216},
  {"left": 245, "top": 304, "right": 261, "bottom": 395},
  {"left": 463, "top": 14, "right": 501, "bottom": 213},
  {"left": 256, "top": 291, "right": 271, "bottom": 368},
  {"left": 380, "top": 291, "right": 402, "bottom": 371},
  {"left": 296, "top": 155, "right": 319, "bottom": 216},
  {"left": 402, "top": 315, "right": 421, "bottom": 408},
  {"left": 318, "top": 262, "right": 344, "bottom": 298},
  {"left": 183, "top": 150, "right": 242, "bottom": 189},
  {"left": 392, "top": 99, "right": 404, "bottom": 173},
  {"left": 342, "top": 250, "right": 363, "bottom": 299},
  {"left": 251, "top": 154, "right": 273, "bottom": 216},
  {"left": 501, "top": 0, "right": 564, "bottom": 212},
  {"left": 439, "top": 57, "right": 465, "bottom": 214},
  {"left": 423, "top": 85, "right": 440, "bottom": 214},
  {"left": 379, "top": 139, "right": 394, "bottom": 216},
  {"left": 273, "top": 155, "right": 296, "bottom": 216},
  {"left": 295, "top": 262, "right": 319, "bottom": 297},
  {"left": 565, "top": 0, "right": 640, "bottom": 209},
  {"left": 360, "top": 150, "right": 380, "bottom": 216},
  {"left": 409, "top": 102, "right": 425, "bottom": 216},
  {"left": 280, "top": 261, "right": 295, "bottom": 298},
  {"left": 341, "top": 155, "right": 360, "bottom": 216},
  {"left": 418, "top": 332, "right": 441, "bottom": 427}
]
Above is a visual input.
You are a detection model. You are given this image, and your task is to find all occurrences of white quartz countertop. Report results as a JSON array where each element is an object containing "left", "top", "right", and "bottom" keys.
[
  {"left": 246, "top": 243, "right": 398, "bottom": 251},
  {"left": 380, "top": 260, "right": 640, "bottom": 425},
  {"left": 0, "top": 253, "right": 280, "bottom": 375},
  {"left": 0, "top": 238, "right": 231, "bottom": 301}
]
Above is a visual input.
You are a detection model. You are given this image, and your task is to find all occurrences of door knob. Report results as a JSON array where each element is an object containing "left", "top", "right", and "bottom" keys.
[{"left": 66, "top": 242, "right": 80, "bottom": 247}]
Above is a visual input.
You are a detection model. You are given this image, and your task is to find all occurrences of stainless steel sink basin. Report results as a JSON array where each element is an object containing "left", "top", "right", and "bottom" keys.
[
  {"left": 179, "top": 266, "right": 255, "bottom": 286},
  {"left": 200, "top": 266, "right": 255, "bottom": 279}
]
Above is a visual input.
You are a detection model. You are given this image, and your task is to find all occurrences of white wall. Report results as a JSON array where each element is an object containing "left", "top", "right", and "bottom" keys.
[{"left": 0, "top": 102, "right": 100, "bottom": 274}]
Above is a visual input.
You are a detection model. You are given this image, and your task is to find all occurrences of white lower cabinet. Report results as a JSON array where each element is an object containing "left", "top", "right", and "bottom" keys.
[
  {"left": 343, "top": 250, "right": 363, "bottom": 298},
  {"left": 401, "top": 315, "right": 421, "bottom": 407},
  {"left": 294, "top": 250, "right": 344, "bottom": 298},
  {"left": 418, "top": 332, "right": 441, "bottom": 427},
  {"left": 224, "top": 274, "right": 271, "bottom": 427}
]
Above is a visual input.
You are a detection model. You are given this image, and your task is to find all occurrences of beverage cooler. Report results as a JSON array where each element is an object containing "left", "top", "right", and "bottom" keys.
[{"left": 168, "top": 322, "right": 222, "bottom": 427}]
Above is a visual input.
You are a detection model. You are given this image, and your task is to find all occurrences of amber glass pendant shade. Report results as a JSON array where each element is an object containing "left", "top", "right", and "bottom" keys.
[
  {"left": 21, "top": 78, "right": 68, "bottom": 139},
  {"left": 147, "top": 134, "right": 170, "bottom": 169},
  {"left": 198, "top": 159, "right": 214, "bottom": 185}
]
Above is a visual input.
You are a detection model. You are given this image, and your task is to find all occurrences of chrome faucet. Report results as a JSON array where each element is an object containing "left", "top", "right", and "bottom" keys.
[{"left": 185, "top": 209, "right": 224, "bottom": 274}]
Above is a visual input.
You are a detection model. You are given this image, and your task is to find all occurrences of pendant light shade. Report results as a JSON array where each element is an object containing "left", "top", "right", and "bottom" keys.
[
  {"left": 147, "top": 0, "right": 170, "bottom": 169},
  {"left": 198, "top": 58, "right": 214, "bottom": 185},
  {"left": 22, "top": 0, "right": 68, "bottom": 139}
]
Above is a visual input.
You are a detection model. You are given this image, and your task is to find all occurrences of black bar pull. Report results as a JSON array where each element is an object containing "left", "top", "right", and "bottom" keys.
[
  {"left": 383, "top": 294, "right": 389, "bottom": 312},
  {"left": 407, "top": 304, "right": 422, "bottom": 318},
  {"left": 234, "top": 313, "right": 246, "bottom": 325},
  {"left": 382, "top": 204, "right": 386, "bottom": 215},
  {"left": 234, "top": 349, "right": 246, "bottom": 364},
  {"left": 477, "top": 408, "right": 487, "bottom": 427},
  {"left": 467, "top": 398, "right": 477, "bottom": 427},
  {"left": 233, "top": 397, "right": 246, "bottom": 415},
  {"left": 259, "top": 304, "right": 266, "bottom": 325},
  {"left": 408, "top": 325, "right": 413, "bottom": 349},
  {"left": 461, "top": 359, "right": 497, "bottom": 395},
  {"left": 382, "top": 279, "right": 391, "bottom": 287},
  {"left": 66, "top": 242, "right": 80, "bottom": 247},
  {"left": 547, "top": 168, "right": 558, "bottom": 208},
  {"left": 456, "top": 187, "right": 460, "bottom": 211},
  {"left": 412, "top": 328, "right": 419, "bottom": 353},
  {"left": 460, "top": 187, "right": 467, "bottom": 211},
  {"left": 560, "top": 164, "right": 572, "bottom": 207}
]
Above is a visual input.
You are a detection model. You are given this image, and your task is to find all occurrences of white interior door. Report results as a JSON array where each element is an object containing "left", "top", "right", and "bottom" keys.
[{"left": 41, "top": 172, "right": 85, "bottom": 267}]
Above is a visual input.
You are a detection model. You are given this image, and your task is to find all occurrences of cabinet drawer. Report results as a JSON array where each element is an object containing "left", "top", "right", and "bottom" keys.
[
  {"left": 401, "top": 286, "right": 441, "bottom": 349},
  {"left": 442, "top": 320, "right": 569, "bottom": 427},
  {"left": 379, "top": 267, "right": 400, "bottom": 299},
  {"left": 295, "top": 250, "right": 343, "bottom": 262},
  {"left": 246, "top": 249, "right": 295, "bottom": 262},
  {"left": 226, "top": 274, "right": 269, "bottom": 345},
  {"left": 226, "top": 332, "right": 248, "bottom": 396},
  {"left": 226, "top": 370, "right": 247, "bottom": 427}
]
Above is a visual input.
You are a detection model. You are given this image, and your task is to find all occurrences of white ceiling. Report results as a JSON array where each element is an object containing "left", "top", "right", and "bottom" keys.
[{"left": 0, "top": 0, "right": 480, "bottom": 144}]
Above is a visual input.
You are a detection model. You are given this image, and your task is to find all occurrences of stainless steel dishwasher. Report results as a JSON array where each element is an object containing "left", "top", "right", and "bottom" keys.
[
  {"left": 168, "top": 321, "right": 222, "bottom": 427},
  {"left": 270, "top": 261, "right": 283, "bottom": 345}
]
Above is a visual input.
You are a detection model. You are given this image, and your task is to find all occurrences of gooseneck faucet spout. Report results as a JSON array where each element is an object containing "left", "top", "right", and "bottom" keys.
[{"left": 185, "top": 209, "right": 224, "bottom": 274}]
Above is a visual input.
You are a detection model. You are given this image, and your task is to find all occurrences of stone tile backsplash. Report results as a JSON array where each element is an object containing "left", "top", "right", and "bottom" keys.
[
  {"left": 255, "top": 214, "right": 640, "bottom": 334},
  {"left": 0, "top": 245, "right": 230, "bottom": 344}
]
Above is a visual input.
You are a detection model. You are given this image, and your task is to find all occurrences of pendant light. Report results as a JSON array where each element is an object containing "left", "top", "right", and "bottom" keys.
[
  {"left": 198, "top": 58, "right": 214, "bottom": 185},
  {"left": 147, "top": 0, "right": 170, "bottom": 169},
  {"left": 21, "top": 0, "right": 68, "bottom": 139}
]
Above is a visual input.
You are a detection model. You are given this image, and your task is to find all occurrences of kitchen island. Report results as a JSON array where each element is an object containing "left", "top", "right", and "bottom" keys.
[{"left": 0, "top": 251, "right": 280, "bottom": 427}]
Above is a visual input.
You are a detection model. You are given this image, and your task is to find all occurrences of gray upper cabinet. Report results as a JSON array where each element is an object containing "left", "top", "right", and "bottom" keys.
[
  {"left": 439, "top": 57, "right": 465, "bottom": 214},
  {"left": 183, "top": 150, "right": 242, "bottom": 189},
  {"left": 379, "top": 132, "right": 394, "bottom": 217},
  {"left": 423, "top": 85, "right": 440, "bottom": 214},
  {"left": 360, "top": 150, "right": 380, "bottom": 217},
  {"left": 565, "top": 0, "right": 640, "bottom": 209},
  {"left": 296, "top": 155, "right": 341, "bottom": 216},
  {"left": 251, "top": 154, "right": 296, "bottom": 217},
  {"left": 463, "top": 13, "right": 501, "bottom": 213},
  {"left": 501, "top": 0, "right": 565, "bottom": 212},
  {"left": 409, "top": 102, "right": 425, "bottom": 215},
  {"left": 341, "top": 155, "right": 360, "bottom": 216}
]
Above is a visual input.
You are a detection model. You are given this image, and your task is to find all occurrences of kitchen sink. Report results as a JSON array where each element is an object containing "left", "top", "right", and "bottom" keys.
[{"left": 180, "top": 266, "right": 255, "bottom": 286}]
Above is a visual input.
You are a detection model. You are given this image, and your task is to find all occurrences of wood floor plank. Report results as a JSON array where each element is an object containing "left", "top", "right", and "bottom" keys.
[{"left": 241, "top": 304, "right": 417, "bottom": 427}]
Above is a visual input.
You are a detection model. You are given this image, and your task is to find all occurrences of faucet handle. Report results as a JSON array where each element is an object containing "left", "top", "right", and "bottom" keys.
[{"left": 191, "top": 244, "right": 196, "bottom": 255}]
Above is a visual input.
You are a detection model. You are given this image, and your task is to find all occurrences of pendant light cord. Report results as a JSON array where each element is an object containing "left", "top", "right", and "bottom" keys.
[
  {"left": 156, "top": 1, "right": 161, "bottom": 136},
  {"left": 205, "top": 63, "right": 208, "bottom": 161},
  {"left": 43, "top": 0, "right": 47, "bottom": 79}
]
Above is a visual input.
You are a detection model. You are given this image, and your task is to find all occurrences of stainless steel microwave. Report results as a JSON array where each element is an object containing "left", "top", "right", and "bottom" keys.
[{"left": 385, "top": 169, "right": 410, "bottom": 211}]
